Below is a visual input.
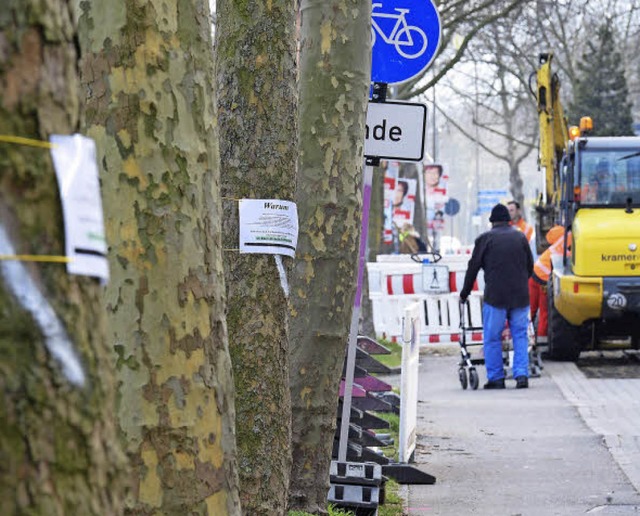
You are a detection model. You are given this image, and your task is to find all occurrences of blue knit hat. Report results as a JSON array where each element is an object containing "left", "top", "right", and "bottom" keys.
[{"left": 489, "top": 203, "right": 510, "bottom": 222}]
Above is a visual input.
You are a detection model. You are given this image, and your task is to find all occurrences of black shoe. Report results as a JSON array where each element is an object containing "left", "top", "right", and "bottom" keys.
[
  {"left": 515, "top": 376, "right": 529, "bottom": 389},
  {"left": 483, "top": 379, "right": 505, "bottom": 390}
]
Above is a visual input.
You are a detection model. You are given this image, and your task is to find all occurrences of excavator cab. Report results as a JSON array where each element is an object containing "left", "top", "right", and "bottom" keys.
[{"left": 574, "top": 138, "right": 640, "bottom": 207}]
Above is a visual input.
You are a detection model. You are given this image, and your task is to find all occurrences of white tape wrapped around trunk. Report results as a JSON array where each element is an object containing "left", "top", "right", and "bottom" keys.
[{"left": 0, "top": 224, "right": 85, "bottom": 386}]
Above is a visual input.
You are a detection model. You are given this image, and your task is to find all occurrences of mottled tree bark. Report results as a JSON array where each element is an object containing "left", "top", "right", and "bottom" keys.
[
  {"left": 215, "top": 1, "right": 297, "bottom": 514},
  {"left": 76, "top": 1, "right": 241, "bottom": 513},
  {"left": 288, "top": 1, "right": 372, "bottom": 512},
  {"left": 0, "top": 2, "right": 127, "bottom": 514}
]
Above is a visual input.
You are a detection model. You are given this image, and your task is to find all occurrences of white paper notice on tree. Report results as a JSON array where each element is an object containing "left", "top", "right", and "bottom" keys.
[
  {"left": 239, "top": 199, "right": 298, "bottom": 258},
  {"left": 49, "top": 134, "right": 109, "bottom": 281}
]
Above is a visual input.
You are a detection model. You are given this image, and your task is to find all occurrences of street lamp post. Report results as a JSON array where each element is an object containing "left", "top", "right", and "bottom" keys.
[
  {"left": 474, "top": 59, "right": 481, "bottom": 239},
  {"left": 432, "top": 83, "right": 437, "bottom": 161}
]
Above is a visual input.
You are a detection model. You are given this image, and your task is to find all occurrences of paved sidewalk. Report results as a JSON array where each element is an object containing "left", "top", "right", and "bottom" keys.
[
  {"left": 548, "top": 359, "right": 640, "bottom": 494},
  {"left": 406, "top": 352, "right": 640, "bottom": 515}
]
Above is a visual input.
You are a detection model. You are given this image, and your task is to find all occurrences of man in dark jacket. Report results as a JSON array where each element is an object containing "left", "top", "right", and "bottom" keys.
[{"left": 460, "top": 203, "right": 534, "bottom": 389}]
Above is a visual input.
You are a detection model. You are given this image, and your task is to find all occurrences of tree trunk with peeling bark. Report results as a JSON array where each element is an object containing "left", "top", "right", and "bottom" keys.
[
  {"left": 0, "top": 2, "right": 127, "bottom": 514},
  {"left": 76, "top": 1, "right": 241, "bottom": 513},
  {"left": 215, "top": 1, "right": 297, "bottom": 514},
  {"left": 288, "top": 1, "right": 372, "bottom": 512}
]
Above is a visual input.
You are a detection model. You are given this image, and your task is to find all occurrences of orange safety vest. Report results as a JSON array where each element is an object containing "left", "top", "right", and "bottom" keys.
[
  {"left": 532, "top": 234, "right": 571, "bottom": 283},
  {"left": 513, "top": 218, "right": 534, "bottom": 244}
]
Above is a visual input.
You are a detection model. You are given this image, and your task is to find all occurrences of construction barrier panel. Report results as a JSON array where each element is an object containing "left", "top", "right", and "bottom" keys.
[{"left": 368, "top": 254, "right": 484, "bottom": 344}]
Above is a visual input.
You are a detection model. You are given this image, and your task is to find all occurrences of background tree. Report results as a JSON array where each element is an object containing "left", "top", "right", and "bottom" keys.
[
  {"left": 396, "top": 0, "right": 530, "bottom": 99},
  {"left": 76, "top": 1, "right": 241, "bottom": 513},
  {"left": 436, "top": 18, "right": 538, "bottom": 207},
  {"left": 215, "top": 0, "right": 297, "bottom": 513},
  {"left": 0, "top": 1, "right": 127, "bottom": 513},
  {"left": 569, "top": 21, "right": 634, "bottom": 135},
  {"left": 528, "top": 0, "right": 640, "bottom": 123},
  {"left": 288, "top": 1, "right": 372, "bottom": 512},
  {"left": 613, "top": 0, "right": 640, "bottom": 123}
]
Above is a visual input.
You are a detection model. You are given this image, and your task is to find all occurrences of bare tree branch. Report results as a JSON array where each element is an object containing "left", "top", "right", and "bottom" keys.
[{"left": 398, "top": 0, "right": 528, "bottom": 100}]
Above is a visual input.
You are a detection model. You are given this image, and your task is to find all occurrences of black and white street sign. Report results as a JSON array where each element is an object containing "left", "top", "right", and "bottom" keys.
[{"left": 364, "top": 100, "right": 427, "bottom": 162}]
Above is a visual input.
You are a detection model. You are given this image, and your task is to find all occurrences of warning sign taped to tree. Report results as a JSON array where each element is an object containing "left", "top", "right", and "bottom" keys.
[
  {"left": 239, "top": 199, "right": 298, "bottom": 258},
  {"left": 49, "top": 134, "right": 109, "bottom": 281}
]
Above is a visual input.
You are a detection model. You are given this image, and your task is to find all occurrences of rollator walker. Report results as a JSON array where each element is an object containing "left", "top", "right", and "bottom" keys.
[{"left": 457, "top": 298, "right": 542, "bottom": 390}]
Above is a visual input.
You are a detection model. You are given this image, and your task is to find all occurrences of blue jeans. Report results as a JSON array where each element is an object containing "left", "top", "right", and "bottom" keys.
[{"left": 482, "top": 303, "right": 529, "bottom": 381}]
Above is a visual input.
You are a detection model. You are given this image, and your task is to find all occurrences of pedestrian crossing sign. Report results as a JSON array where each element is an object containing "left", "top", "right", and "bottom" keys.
[{"left": 421, "top": 264, "right": 450, "bottom": 294}]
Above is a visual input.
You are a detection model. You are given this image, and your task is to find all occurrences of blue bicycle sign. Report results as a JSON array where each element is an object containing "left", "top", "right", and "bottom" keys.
[
  {"left": 371, "top": 0, "right": 441, "bottom": 85},
  {"left": 371, "top": 3, "right": 428, "bottom": 59}
]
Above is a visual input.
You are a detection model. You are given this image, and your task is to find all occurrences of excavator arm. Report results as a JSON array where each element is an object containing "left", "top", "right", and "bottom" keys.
[
  {"left": 533, "top": 53, "right": 570, "bottom": 253},
  {"left": 536, "top": 52, "right": 569, "bottom": 204}
]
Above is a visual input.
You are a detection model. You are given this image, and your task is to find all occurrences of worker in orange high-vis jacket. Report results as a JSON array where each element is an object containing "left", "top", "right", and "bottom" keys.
[
  {"left": 529, "top": 225, "right": 572, "bottom": 337},
  {"left": 508, "top": 200, "right": 536, "bottom": 258}
]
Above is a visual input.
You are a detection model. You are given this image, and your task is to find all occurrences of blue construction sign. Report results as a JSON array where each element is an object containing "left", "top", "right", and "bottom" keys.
[
  {"left": 371, "top": 0, "right": 442, "bottom": 85},
  {"left": 477, "top": 189, "right": 509, "bottom": 214}
]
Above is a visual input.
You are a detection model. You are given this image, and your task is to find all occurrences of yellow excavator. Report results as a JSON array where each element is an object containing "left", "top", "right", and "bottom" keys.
[{"left": 532, "top": 52, "right": 640, "bottom": 361}]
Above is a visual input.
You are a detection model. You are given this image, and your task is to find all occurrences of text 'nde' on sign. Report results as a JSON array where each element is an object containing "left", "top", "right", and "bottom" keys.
[{"left": 364, "top": 101, "right": 427, "bottom": 162}]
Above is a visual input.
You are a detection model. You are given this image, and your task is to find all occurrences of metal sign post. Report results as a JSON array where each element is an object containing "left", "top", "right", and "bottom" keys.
[
  {"left": 338, "top": 84, "right": 388, "bottom": 463},
  {"left": 338, "top": 162, "right": 375, "bottom": 462},
  {"left": 338, "top": 78, "right": 429, "bottom": 461}
]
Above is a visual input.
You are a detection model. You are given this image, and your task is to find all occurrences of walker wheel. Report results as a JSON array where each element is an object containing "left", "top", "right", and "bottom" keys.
[
  {"left": 458, "top": 367, "right": 468, "bottom": 390},
  {"left": 469, "top": 368, "right": 479, "bottom": 390}
]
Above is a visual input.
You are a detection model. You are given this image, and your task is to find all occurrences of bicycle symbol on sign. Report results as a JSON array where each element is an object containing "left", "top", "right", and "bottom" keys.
[{"left": 372, "top": 3, "right": 428, "bottom": 59}]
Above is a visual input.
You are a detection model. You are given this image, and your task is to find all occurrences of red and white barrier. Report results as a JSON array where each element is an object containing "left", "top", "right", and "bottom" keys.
[
  {"left": 383, "top": 270, "right": 481, "bottom": 295},
  {"left": 367, "top": 254, "right": 484, "bottom": 344}
]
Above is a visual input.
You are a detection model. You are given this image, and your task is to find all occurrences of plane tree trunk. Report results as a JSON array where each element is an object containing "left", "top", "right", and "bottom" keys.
[
  {"left": 0, "top": 2, "right": 127, "bottom": 514},
  {"left": 215, "top": 1, "right": 297, "bottom": 513},
  {"left": 76, "top": 1, "right": 241, "bottom": 513},
  {"left": 288, "top": 1, "right": 372, "bottom": 512}
]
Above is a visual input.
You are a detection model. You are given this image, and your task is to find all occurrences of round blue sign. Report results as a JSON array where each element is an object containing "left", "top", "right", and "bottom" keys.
[
  {"left": 371, "top": 0, "right": 442, "bottom": 85},
  {"left": 444, "top": 198, "right": 460, "bottom": 216}
]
